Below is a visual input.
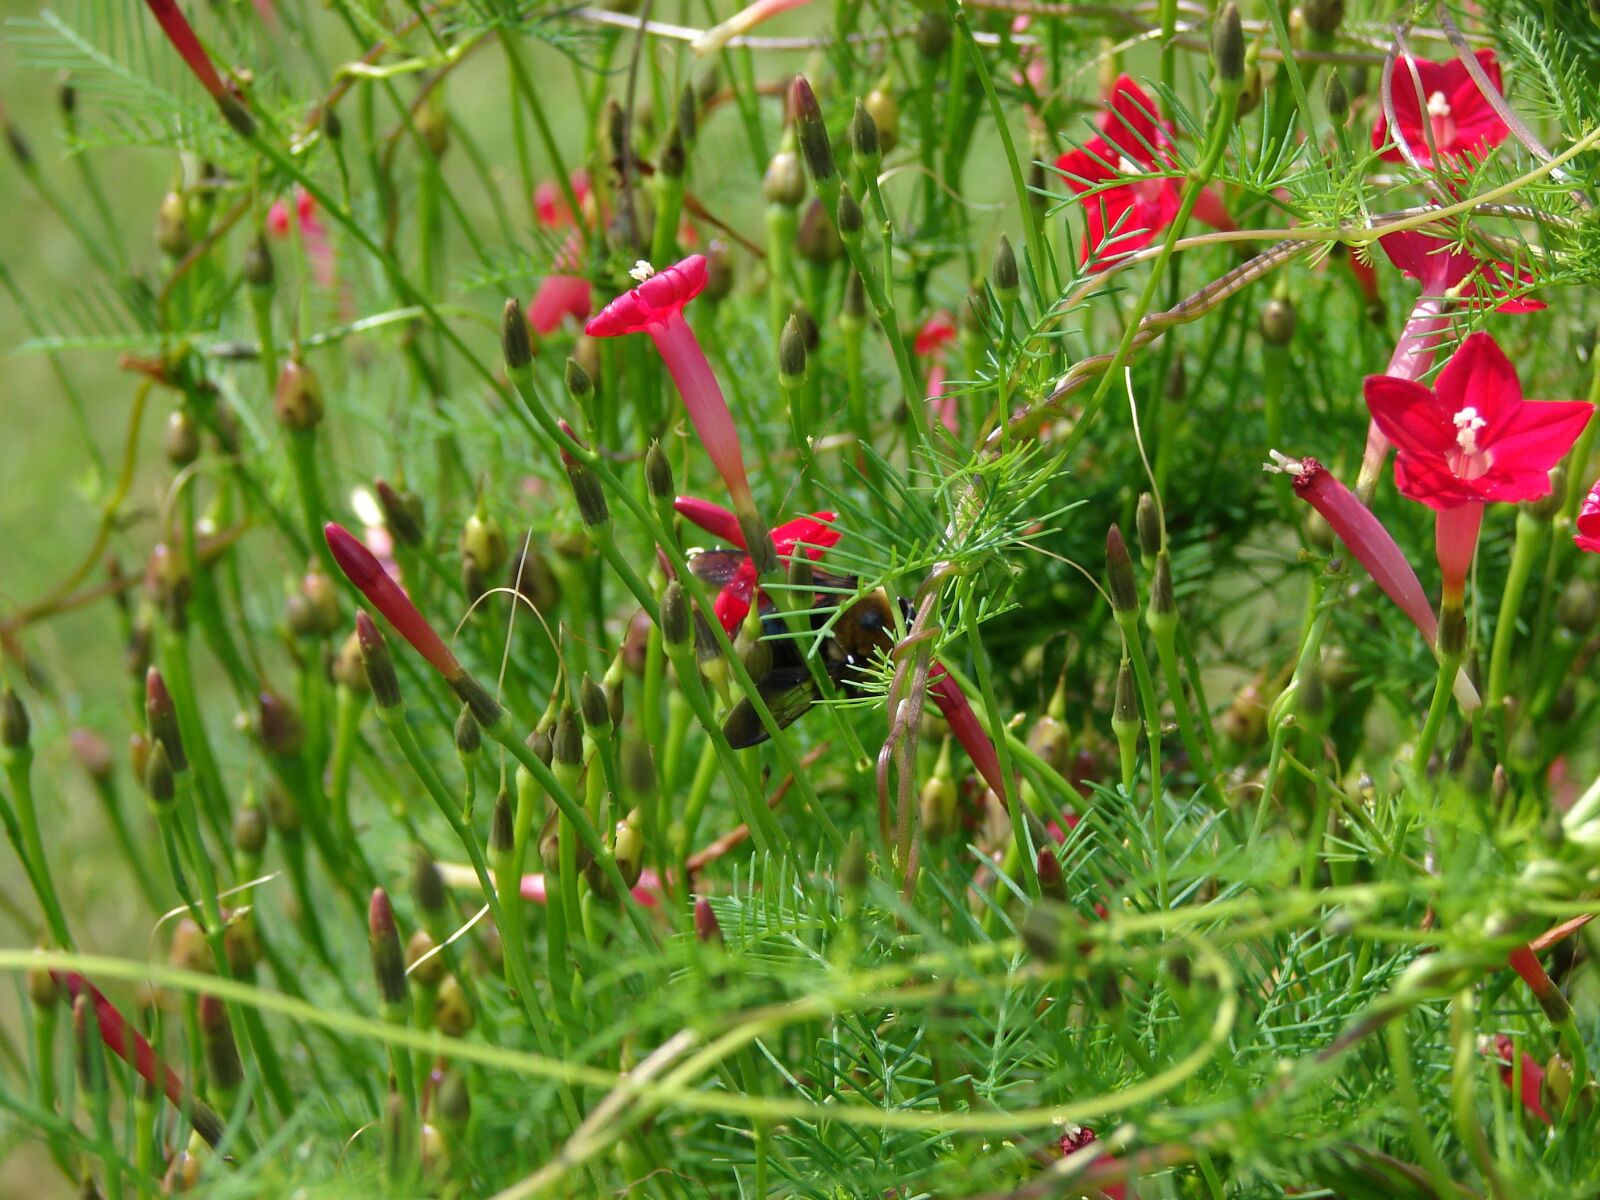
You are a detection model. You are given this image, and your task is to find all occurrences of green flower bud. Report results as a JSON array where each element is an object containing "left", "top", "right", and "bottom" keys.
[
  {"left": 1212, "top": 3, "right": 1245, "bottom": 86},
  {"left": 502, "top": 298, "right": 533, "bottom": 371},
  {"left": 991, "top": 235, "right": 1019, "bottom": 301},
  {"left": 1105, "top": 525, "right": 1138, "bottom": 614}
]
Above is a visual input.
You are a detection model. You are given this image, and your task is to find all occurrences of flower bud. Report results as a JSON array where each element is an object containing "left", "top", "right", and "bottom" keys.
[
  {"left": 645, "top": 441, "right": 674, "bottom": 501},
  {"left": 1149, "top": 553, "right": 1175, "bottom": 618},
  {"left": 244, "top": 235, "right": 274, "bottom": 289},
  {"left": 705, "top": 240, "right": 735, "bottom": 301},
  {"left": 1212, "top": 3, "right": 1245, "bottom": 86},
  {"left": 763, "top": 149, "right": 807, "bottom": 207},
  {"left": 1557, "top": 578, "right": 1598, "bottom": 634},
  {"left": 0, "top": 687, "right": 30, "bottom": 752},
  {"left": 257, "top": 691, "right": 304, "bottom": 758},
  {"left": 1112, "top": 659, "right": 1138, "bottom": 739},
  {"left": 1325, "top": 69, "right": 1350, "bottom": 123},
  {"left": 144, "top": 668, "right": 187, "bottom": 772},
  {"left": 1135, "top": 493, "right": 1162, "bottom": 559},
  {"left": 502, "top": 298, "right": 533, "bottom": 371},
  {"left": 836, "top": 183, "right": 864, "bottom": 241},
  {"left": 850, "top": 99, "right": 880, "bottom": 171},
  {"left": 661, "top": 581, "right": 690, "bottom": 648},
  {"left": 1303, "top": 0, "right": 1344, "bottom": 36},
  {"left": 1020, "top": 902, "right": 1084, "bottom": 963},
  {"left": 779, "top": 315, "right": 808, "bottom": 383},
  {"left": 566, "top": 460, "right": 610, "bottom": 529},
  {"left": 1105, "top": 525, "right": 1138, "bottom": 614},
  {"left": 1260, "top": 296, "right": 1296, "bottom": 346},
  {"left": 357, "top": 611, "right": 403, "bottom": 710},
  {"left": 694, "top": 896, "right": 723, "bottom": 943},
  {"left": 455, "top": 705, "right": 481, "bottom": 761},
  {"left": 919, "top": 740, "right": 958, "bottom": 840},
  {"left": 915, "top": 10, "right": 952, "bottom": 60},
  {"left": 789, "top": 76, "right": 835, "bottom": 184},
  {"left": 369, "top": 888, "right": 410, "bottom": 1014},
  {"left": 461, "top": 508, "right": 507, "bottom": 577},
  {"left": 200, "top": 994, "right": 243, "bottom": 1096},
  {"left": 375, "top": 479, "right": 424, "bottom": 548},
  {"left": 145, "top": 738, "right": 176, "bottom": 808},
  {"left": 580, "top": 676, "right": 611, "bottom": 733},
  {"left": 508, "top": 537, "right": 560, "bottom": 613},
  {"left": 433, "top": 975, "right": 473, "bottom": 1036},
  {"left": 27, "top": 953, "right": 59, "bottom": 1008},
  {"left": 273, "top": 358, "right": 324, "bottom": 432},
  {"left": 1037, "top": 847, "right": 1066, "bottom": 903},
  {"left": 660, "top": 124, "right": 686, "bottom": 179},
  {"left": 843, "top": 270, "right": 866, "bottom": 321},
  {"left": 991, "top": 235, "right": 1019, "bottom": 302},
  {"left": 553, "top": 707, "right": 584, "bottom": 771},
  {"left": 233, "top": 800, "right": 268, "bottom": 857},
  {"left": 564, "top": 357, "right": 594, "bottom": 407}
]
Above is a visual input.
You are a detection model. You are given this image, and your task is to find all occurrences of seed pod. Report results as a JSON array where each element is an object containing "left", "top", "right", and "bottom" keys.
[
  {"left": 863, "top": 88, "right": 899, "bottom": 153},
  {"left": 433, "top": 976, "right": 473, "bottom": 1036},
  {"left": 763, "top": 149, "right": 807, "bottom": 208},
  {"left": 416, "top": 96, "right": 449, "bottom": 158},
  {"left": 1105, "top": 526, "right": 1138, "bottom": 614},
  {"left": 406, "top": 929, "right": 447, "bottom": 989},
  {"left": 164, "top": 410, "right": 200, "bottom": 467},
  {"left": 1260, "top": 296, "right": 1296, "bottom": 346},
  {"left": 156, "top": 191, "right": 190, "bottom": 258},
  {"left": 796, "top": 197, "right": 843, "bottom": 264},
  {"left": 264, "top": 782, "right": 301, "bottom": 835},
  {"left": 502, "top": 298, "right": 533, "bottom": 370},
  {"left": 461, "top": 507, "right": 508, "bottom": 576},
  {"left": 435, "top": 1068, "right": 470, "bottom": 1131},
  {"left": 273, "top": 358, "right": 324, "bottom": 431},
  {"left": 27, "top": 953, "right": 59, "bottom": 1008}
]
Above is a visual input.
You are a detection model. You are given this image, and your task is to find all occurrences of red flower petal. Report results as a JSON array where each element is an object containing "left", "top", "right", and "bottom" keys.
[
  {"left": 527, "top": 274, "right": 593, "bottom": 335},
  {"left": 676, "top": 495, "right": 745, "bottom": 545},
  {"left": 1363, "top": 374, "right": 1456, "bottom": 461},
  {"left": 1576, "top": 480, "right": 1600, "bottom": 553},
  {"left": 585, "top": 256, "right": 708, "bottom": 338},
  {"left": 1102, "top": 74, "right": 1167, "bottom": 166},
  {"left": 914, "top": 311, "right": 958, "bottom": 356},
  {"left": 1432, "top": 331, "right": 1522, "bottom": 433}
]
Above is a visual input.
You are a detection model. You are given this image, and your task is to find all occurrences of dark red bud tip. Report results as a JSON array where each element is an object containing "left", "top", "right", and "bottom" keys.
[
  {"left": 144, "top": 667, "right": 188, "bottom": 773},
  {"left": 694, "top": 896, "right": 723, "bottom": 944},
  {"left": 369, "top": 887, "right": 395, "bottom": 936},
  {"left": 327, "top": 523, "right": 461, "bottom": 680},
  {"left": 325, "top": 522, "right": 381, "bottom": 587}
]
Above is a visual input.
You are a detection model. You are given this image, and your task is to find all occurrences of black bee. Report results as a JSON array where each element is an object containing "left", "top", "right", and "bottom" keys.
[{"left": 686, "top": 548, "right": 900, "bottom": 748}]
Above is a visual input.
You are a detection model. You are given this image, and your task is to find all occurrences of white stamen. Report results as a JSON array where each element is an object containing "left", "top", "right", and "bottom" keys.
[
  {"left": 1453, "top": 405, "right": 1486, "bottom": 455},
  {"left": 629, "top": 259, "right": 656, "bottom": 283},
  {"left": 1426, "top": 91, "right": 1451, "bottom": 118},
  {"left": 1116, "top": 154, "right": 1141, "bottom": 176},
  {"left": 1263, "top": 449, "right": 1306, "bottom": 477}
]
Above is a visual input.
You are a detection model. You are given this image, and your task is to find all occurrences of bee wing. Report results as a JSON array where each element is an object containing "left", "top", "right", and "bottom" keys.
[
  {"left": 687, "top": 548, "right": 749, "bottom": 588},
  {"left": 722, "top": 667, "right": 818, "bottom": 748}
]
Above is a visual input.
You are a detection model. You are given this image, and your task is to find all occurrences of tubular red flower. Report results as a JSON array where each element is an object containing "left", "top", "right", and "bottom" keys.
[
  {"left": 675, "top": 495, "right": 745, "bottom": 545},
  {"left": 928, "top": 664, "right": 1011, "bottom": 804},
  {"left": 324, "top": 522, "right": 462, "bottom": 680},
  {"left": 527, "top": 274, "right": 593, "bottom": 335},
  {"left": 1375, "top": 48, "right": 1510, "bottom": 168},
  {"left": 144, "top": 0, "right": 228, "bottom": 100},
  {"left": 1486, "top": 1033, "right": 1553, "bottom": 1127},
  {"left": 677, "top": 501, "right": 841, "bottom": 633},
  {"left": 55, "top": 971, "right": 225, "bottom": 1146},
  {"left": 914, "top": 312, "right": 957, "bottom": 357},
  {"left": 1575, "top": 480, "right": 1600, "bottom": 553},
  {"left": 1364, "top": 332, "right": 1593, "bottom": 512},
  {"left": 586, "top": 257, "right": 754, "bottom": 511},
  {"left": 1054, "top": 75, "right": 1229, "bottom": 272},
  {"left": 1434, "top": 502, "right": 1484, "bottom": 605}
]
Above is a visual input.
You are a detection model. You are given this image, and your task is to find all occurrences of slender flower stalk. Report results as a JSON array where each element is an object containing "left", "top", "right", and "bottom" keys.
[{"left": 586, "top": 256, "right": 755, "bottom": 515}]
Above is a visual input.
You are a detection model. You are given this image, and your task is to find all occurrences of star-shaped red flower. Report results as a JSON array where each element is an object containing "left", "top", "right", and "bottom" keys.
[
  {"left": 1055, "top": 76, "right": 1182, "bottom": 272},
  {"left": 1375, "top": 49, "right": 1510, "bottom": 168},
  {"left": 676, "top": 496, "right": 840, "bottom": 632},
  {"left": 1364, "top": 332, "right": 1592, "bottom": 512},
  {"left": 1378, "top": 229, "right": 1543, "bottom": 314}
]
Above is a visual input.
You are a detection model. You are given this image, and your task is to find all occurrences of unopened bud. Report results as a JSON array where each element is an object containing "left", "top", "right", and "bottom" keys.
[
  {"left": 566, "top": 460, "right": 610, "bottom": 529},
  {"left": 156, "top": 190, "right": 189, "bottom": 258},
  {"left": 502, "top": 298, "right": 533, "bottom": 371},
  {"left": 1212, "top": 3, "right": 1245, "bottom": 86},
  {"left": 357, "top": 611, "right": 403, "bottom": 710},
  {"left": 843, "top": 270, "right": 866, "bottom": 320},
  {"left": 797, "top": 197, "right": 843, "bottom": 263},
  {"left": 273, "top": 358, "right": 324, "bottom": 431},
  {"left": 779, "top": 315, "right": 808, "bottom": 383},
  {"left": 836, "top": 183, "right": 864, "bottom": 240},
  {"left": 991, "top": 235, "right": 1019, "bottom": 301},
  {"left": 694, "top": 896, "right": 723, "bottom": 943},
  {"left": 0, "top": 687, "right": 29, "bottom": 751},
  {"left": 1037, "top": 847, "right": 1066, "bottom": 902},
  {"left": 1105, "top": 525, "right": 1138, "bottom": 614},
  {"left": 233, "top": 801, "right": 268, "bottom": 857},
  {"left": 257, "top": 691, "right": 304, "bottom": 757},
  {"left": 790, "top": 76, "right": 835, "bottom": 184},
  {"left": 1112, "top": 660, "right": 1138, "bottom": 736},
  {"left": 1136, "top": 493, "right": 1162, "bottom": 558},
  {"left": 375, "top": 479, "right": 424, "bottom": 548},
  {"left": 1325, "top": 70, "right": 1350, "bottom": 123},
  {"left": 1149, "top": 553, "right": 1175, "bottom": 617},
  {"left": 145, "top": 738, "right": 176, "bottom": 808},
  {"left": 564, "top": 357, "right": 594, "bottom": 406},
  {"left": 645, "top": 441, "right": 674, "bottom": 501},
  {"left": 705, "top": 240, "right": 735, "bottom": 301},
  {"left": 200, "top": 994, "right": 243, "bottom": 1095},
  {"left": 405, "top": 929, "right": 447, "bottom": 989},
  {"left": 433, "top": 975, "right": 473, "bottom": 1036},
  {"left": 1557, "top": 578, "right": 1598, "bottom": 634},
  {"left": 369, "top": 888, "right": 409, "bottom": 1013},
  {"left": 164, "top": 409, "right": 200, "bottom": 466},
  {"left": 662, "top": 581, "right": 690, "bottom": 648},
  {"left": 244, "top": 235, "right": 274, "bottom": 288},
  {"left": 553, "top": 707, "right": 583, "bottom": 770},
  {"left": 1260, "top": 296, "right": 1296, "bottom": 346},
  {"left": 455, "top": 706, "right": 481, "bottom": 760},
  {"left": 915, "top": 10, "right": 952, "bottom": 60},
  {"left": 850, "top": 99, "right": 880, "bottom": 169},
  {"left": 864, "top": 88, "right": 899, "bottom": 153},
  {"left": 1304, "top": 0, "right": 1344, "bottom": 36},
  {"left": 763, "top": 149, "right": 806, "bottom": 207},
  {"left": 580, "top": 676, "right": 610, "bottom": 732}
]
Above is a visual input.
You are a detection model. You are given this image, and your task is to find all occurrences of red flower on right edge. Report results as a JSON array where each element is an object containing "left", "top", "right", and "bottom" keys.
[
  {"left": 1375, "top": 49, "right": 1510, "bottom": 169},
  {"left": 1363, "top": 332, "right": 1591, "bottom": 511},
  {"left": 1576, "top": 479, "right": 1600, "bottom": 553}
]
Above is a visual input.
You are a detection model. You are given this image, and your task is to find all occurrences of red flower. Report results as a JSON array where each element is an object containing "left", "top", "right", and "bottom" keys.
[
  {"left": 535, "top": 170, "right": 591, "bottom": 230},
  {"left": 1486, "top": 1033, "right": 1553, "bottom": 1127},
  {"left": 588, "top": 257, "right": 755, "bottom": 512},
  {"left": 1055, "top": 76, "right": 1230, "bottom": 272},
  {"left": 1364, "top": 332, "right": 1592, "bottom": 512},
  {"left": 1375, "top": 49, "right": 1510, "bottom": 168},
  {"left": 676, "top": 496, "right": 839, "bottom": 632},
  {"left": 144, "top": 0, "right": 229, "bottom": 101},
  {"left": 1057, "top": 1126, "right": 1126, "bottom": 1200},
  {"left": 1575, "top": 480, "right": 1600, "bottom": 553},
  {"left": 1378, "top": 229, "right": 1544, "bottom": 314},
  {"left": 914, "top": 311, "right": 957, "bottom": 357},
  {"left": 526, "top": 274, "right": 593, "bottom": 335}
]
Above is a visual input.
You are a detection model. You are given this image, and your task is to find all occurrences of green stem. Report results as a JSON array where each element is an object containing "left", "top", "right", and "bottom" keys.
[
  {"left": 0, "top": 749, "right": 73, "bottom": 949},
  {"left": 1486, "top": 510, "right": 1544, "bottom": 715}
]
